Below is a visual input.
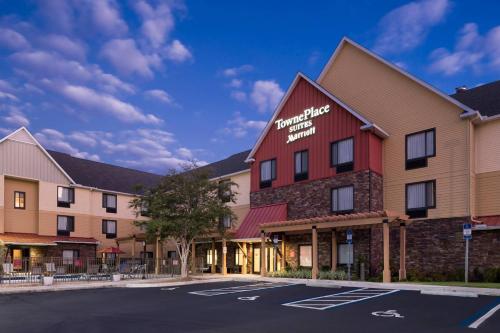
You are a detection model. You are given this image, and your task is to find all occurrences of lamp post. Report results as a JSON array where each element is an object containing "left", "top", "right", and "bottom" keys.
[{"left": 142, "top": 240, "right": 146, "bottom": 280}]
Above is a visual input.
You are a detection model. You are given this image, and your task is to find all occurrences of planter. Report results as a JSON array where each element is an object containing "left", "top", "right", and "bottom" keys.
[
  {"left": 112, "top": 273, "right": 121, "bottom": 282},
  {"left": 42, "top": 276, "right": 54, "bottom": 286}
]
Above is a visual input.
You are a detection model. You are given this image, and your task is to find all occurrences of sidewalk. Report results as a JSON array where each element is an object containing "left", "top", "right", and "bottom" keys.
[{"left": 1, "top": 274, "right": 499, "bottom": 297}]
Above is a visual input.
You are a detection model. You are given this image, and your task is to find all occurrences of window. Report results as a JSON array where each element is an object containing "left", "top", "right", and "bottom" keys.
[
  {"left": 62, "top": 250, "right": 79, "bottom": 264},
  {"left": 260, "top": 159, "right": 276, "bottom": 188},
  {"left": 406, "top": 180, "right": 436, "bottom": 218},
  {"left": 57, "top": 186, "right": 75, "bottom": 208},
  {"left": 57, "top": 215, "right": 75, "bottom": 236},
  {"left": 294, "top": 150, "right": 309, "bottom": 181},
  {"left": 221, "top": 215, "right": 232, "bottom": 229},
  {"left": 167, "top": 251, "right": 177, "bottom": 259},
  {"left": 331, "top": 186, "right": 354, "bottom": 214},
  {"left": 219, "top": 179, "right": 232, "bottom": 203},
  {"left": 331, "top": 137, "right": 354, "bottom": 173},
  {"left": 14, "top": 191, "right": 25, "bottom": 209},
  {"left": 235, "top": 248, "right": 244, "bottom": 266},
  {"left": 102, "top": 220, "right": 117, "bottom": 239},
  {"left": 406, "top": 128, "right": 435, "bottom": 170},
  {"left": 140, "top": 201, "right": 149, "bottom": 217},
  {"left": 206, "top": 249, "right": 218, "bottom": 265},
  {"left": 338, "top": 244, "right": 353, "bottom": 265},
  {"left": 102, "top": 193, "right": 117, "bottom": 213},
  {"left": 299, "top": 245, "right": 312, "bottom": 267}
]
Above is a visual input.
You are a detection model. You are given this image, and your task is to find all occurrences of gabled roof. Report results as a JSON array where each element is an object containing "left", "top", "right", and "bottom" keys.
[
  {"left": 48, "top": 150, "right": 163, "bottom": 194},
  {"left": 245, "top": 72, "right": 389, "bottom": 162},
  {"left": 450, "top": 80, "right": 500, "bottom": 118},
  {"left": 0, "top": 127, "right": 75, "bottom": 184},
  {"left": 317, "top": 37, "right": 477, "bottom": 116},
  {"left": 197, "top": 149, "right": 251, "bottom": 179}
]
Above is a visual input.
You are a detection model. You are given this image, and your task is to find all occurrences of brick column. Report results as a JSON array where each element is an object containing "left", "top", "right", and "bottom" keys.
[{"left": 399, "top": 222, "right": 407, "bottom": 281}]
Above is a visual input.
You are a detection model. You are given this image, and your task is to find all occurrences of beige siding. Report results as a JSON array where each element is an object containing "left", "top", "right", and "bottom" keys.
[
  {"left": 319, "top": 42, "right": 471, "bottom": 218},
  {"left": 475, "top": 119, "right": 500, "bottom": 174},
  {"left": 476, "top": 171, "right": 500, "bottom": 216},
  {"left": 0, "top": 139, "right": 70, "bottom": 184},
  {"left": 219, "top": 170, "right": 250, "bottom": 207},
  {"left": 9, "top": 129, "right": 36, "bottom": 144},
  {"left": 231, "top": 204, "right": 250, "bottom": 230},
  {"left": 4, "top": 177, "right": 39, "bottom": 233}
]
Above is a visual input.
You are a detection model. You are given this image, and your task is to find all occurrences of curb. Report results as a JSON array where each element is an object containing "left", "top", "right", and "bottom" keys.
[
  {"left": 124, "top": 278, "right": 231, "bottom": 288},
  {"left": 420, "top": 290, "right": 478, "bottom": 298}
]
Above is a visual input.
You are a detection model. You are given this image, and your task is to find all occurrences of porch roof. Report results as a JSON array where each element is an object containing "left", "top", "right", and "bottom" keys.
[
  {"left": 235, "top": 203, "right": 287, "bottom": 239},
  {"left": 0, "top": 232, "right": 99, "bottom": 246},
  {"left": 260, "top": 210, "right": 408, "bottom": 233}
]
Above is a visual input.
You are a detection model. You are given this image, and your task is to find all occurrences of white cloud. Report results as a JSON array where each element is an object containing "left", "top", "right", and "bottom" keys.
[
  {"left": 145, "top": 89, "right": 174, "bottom": 104},
  {"left": 164, "top": 39, "right": 192, "bottom": 62},
  {"left": 222, "top": 64, "right": 253, "bottom": 77},
  {"left": 89, "top": 0, "right": 128, "bottom": 36},
  {"left": 428, "top": 23, "right": 500, "bottom": 75},
  {"left": 0, "top": 91, "right": 18, "bottom": 101},
  {"left": 374, "top": 0, "right": 450, "bottom": 55},
  {"left": 2, "top": 109, "right": 29, "bottom": 127},
  {"left": 35, "top": 128, "right": 100, "bottom": 161},
  {"left": 59, "top": 84, "right": 161, "bottom": 124},
  {"left": 250, "top": 80, "right": 284, "bottom": 113},
  {"left": 134, "top": 0, "right": 174, "bottom": 48},
  {"left": 222, "top": 112, "right": 266, "bottom": 138},
  {"left": 101, "top": 39, "right": 154, "bottom": 77},
  {"left": 230, "top": 90, "right": 246, "bottom": 102},
  {"left": 68, "top": 131, "right": 98, "bottom": 147},
  {"left": 176, "top": 147, "right": 193, "bottom": 159},
  {"left": 228, "top": 79, "right": 242, "bottom": 88},
  {"left": 0, "top": 28, "right": 30, "bottom": 50},
  {"left": 40, "top": 34, "right": 86, "bottom": 60}
]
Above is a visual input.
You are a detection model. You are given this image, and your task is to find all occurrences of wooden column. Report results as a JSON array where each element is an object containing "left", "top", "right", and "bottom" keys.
[
  {"left": 241, "top": 242, "right": 247, "bottom": 275},
  {"left": 260, "top": 231, "right": 267, "bottom": 276},
  {"left": 281, "top": 234, "right": 286, "bottom": 271},
  {"left": 155, "top": 235, "right": 161, "bottom": 274},
  {"left": 382, "top": 219, "right": 391, "bottom": 283},
  {"left": 312, "top": 226, "right": 318, "bottom": 280},
  {"left": 399, "top": 222, "right": 407, "bottom": 281},
  {"left": 331, "top": 229, "right": 337, "bottom": 272},
  {"left": 132, "top": 236, "right": 136, "bottom": 258},
  {"left": 211, "top": 238, "right": 216, "bottom": 274},
  {"left": 222, "top": 238, "right": 227, "bottom": 275},
  {"left": 191, "top": 241, "right": 196, "bottom": 274}
]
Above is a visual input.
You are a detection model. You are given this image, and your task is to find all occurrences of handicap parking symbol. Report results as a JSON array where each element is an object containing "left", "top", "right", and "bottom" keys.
[
  {"left": 371, "top": 309, "right": 404, "bottom": 318},
  {"left": 238, "top": 296, "right": 260, "bottom": 301}
]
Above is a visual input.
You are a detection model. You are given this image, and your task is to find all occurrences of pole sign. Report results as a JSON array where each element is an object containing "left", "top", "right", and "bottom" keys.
[
  {"left": 463, "top": 223, "right": 472, "bottom": 240},
  {"left": 346, "top": 229, "right": 353, "bottom": 244}
]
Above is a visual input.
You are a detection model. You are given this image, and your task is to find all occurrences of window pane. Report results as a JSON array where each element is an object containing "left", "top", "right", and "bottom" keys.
[
  {"left": 295, "top": 152, "right": 302, "bottom": 174},
  {"left": 58, "top": 187, "right": 69, "bottom": 202},
  {"left": 302, "top": 151, "right": 308, "bottom": 172},
  {"left": 107, "top": 195, "right": 117, "bottom": 208},
  {"left": 332, "top": 142, "right": 338, "bottom": 165},
  {"left": 299, "top": 245, "right": 312, "bottom": 267},
  {"left": 407, "top": 133, "right": 426, "bottom": 160},
  {"left": 57, "top": 216, "right": 68, "bottom": 231},
  {"left": 426, "top": 131, "right": 435, "bottom": 156},
  {"left": 107, "top": 221, "right": 116, "bottom": 233},
  {"left": 426, "top": 181, "right": 434, "bottom": 207},
  {"left": 337, "top": 138, "right": 353, "bottom": 164},
  {"left": 332, "top": 189, "right": 338, "bottom": 211},
  {"left": 261, "top": 161, "right": 271, "bottom": 181},
  {"left": 271, "top": 160, "right": 276, "bottom": 179},
  {"left": 339, "top": 186, "right": 354, "bottom": 211},
  {"left": 338, "top": 244, "right": 353, "bottom": 264},
  {"left": 223, "top": 215, "right": 231, "bottom": 228},
  {"left": 407, "top": 183, "right": 426, "bottom": 209}
]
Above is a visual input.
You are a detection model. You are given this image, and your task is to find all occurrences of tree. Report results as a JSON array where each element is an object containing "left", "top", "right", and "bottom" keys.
[{"left": 130, "top": 162, "right": 237, "bottom": 278}]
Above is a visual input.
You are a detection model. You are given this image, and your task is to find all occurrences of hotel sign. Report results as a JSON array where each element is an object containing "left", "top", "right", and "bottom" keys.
[{"left": 275, "top": 104, "right": 330, "bottom": 144}]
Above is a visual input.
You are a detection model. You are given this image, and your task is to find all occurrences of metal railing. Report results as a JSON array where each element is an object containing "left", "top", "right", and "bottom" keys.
[{"left": 0, "top": 257, "right": 181, "bottom": 286}]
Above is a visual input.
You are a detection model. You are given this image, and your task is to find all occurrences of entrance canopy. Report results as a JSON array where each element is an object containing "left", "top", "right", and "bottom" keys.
[
  {"left": 0, "top": 232, "right": 99, "bottom": 246},
  {"left": 260, "top": 210, "right": 408, "bottom": 233},
  {"left": 235, "top": 203, "right": 287, "bottom": 241}
]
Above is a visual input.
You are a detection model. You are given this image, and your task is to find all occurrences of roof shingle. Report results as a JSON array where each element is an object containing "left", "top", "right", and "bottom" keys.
[{"left": 450, "top": 80, "right": 500, "bottom": 117}]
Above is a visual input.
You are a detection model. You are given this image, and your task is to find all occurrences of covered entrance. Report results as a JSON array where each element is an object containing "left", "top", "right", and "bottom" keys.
[{"left": 259, "top": 210, "right": 409, "bottom": 283}]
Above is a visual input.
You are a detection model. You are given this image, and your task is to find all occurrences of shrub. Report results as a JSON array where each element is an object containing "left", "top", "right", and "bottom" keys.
[
  {"left": 318, "top": 270, "right": 347, "bottom": 280},
  {"left": 270, "top": 268, "right": 312, "bottom": 279}
]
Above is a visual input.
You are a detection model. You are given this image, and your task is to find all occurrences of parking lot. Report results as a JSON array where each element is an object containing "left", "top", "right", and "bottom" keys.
[{"left": 0, "top": 281, "right": 498, "bottom": 332}]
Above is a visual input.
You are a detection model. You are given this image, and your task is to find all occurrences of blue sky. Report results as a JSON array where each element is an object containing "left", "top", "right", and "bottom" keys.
[{"left": 0, "top": 0, "right": 499, "bottom": 174}]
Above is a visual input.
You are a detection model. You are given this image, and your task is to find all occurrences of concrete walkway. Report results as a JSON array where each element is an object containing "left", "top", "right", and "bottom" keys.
[{"left": 1, "top": 274, "right": 499, "bottom": 297}]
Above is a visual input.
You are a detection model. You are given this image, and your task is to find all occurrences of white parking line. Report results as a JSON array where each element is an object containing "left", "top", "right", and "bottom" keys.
[
  {"left": 468, "top": 303, "right": 500, "bottom": 329},
  {"left": 189, "top": 282, "right": 295, "bottom": 296},
  {"left": 283, "top": 288, "right": 400, "bottom": 311}
]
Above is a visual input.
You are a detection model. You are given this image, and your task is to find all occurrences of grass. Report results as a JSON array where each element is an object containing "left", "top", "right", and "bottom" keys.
[{"left": 401, "top": 281, "right": 500, "bottom": 289}]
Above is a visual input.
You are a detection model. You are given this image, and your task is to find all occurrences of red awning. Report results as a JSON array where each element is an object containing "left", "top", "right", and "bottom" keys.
[
  {"left": 98, "top": 247, "right": 125, "bottom": 254},
  {"left": 0, "top": 232, "right": 99, "bottom": 246},
  {"left": 235, "top": 203, "right": 287, "bottom": 239}
]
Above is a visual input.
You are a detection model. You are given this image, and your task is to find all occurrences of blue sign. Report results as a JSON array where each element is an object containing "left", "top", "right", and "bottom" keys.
[
  {"left": 347, "top": 229, "right": 353, "bottom": 244},
  {"left": 463, "top": 223, "right": 472, "bottom": 240}
]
